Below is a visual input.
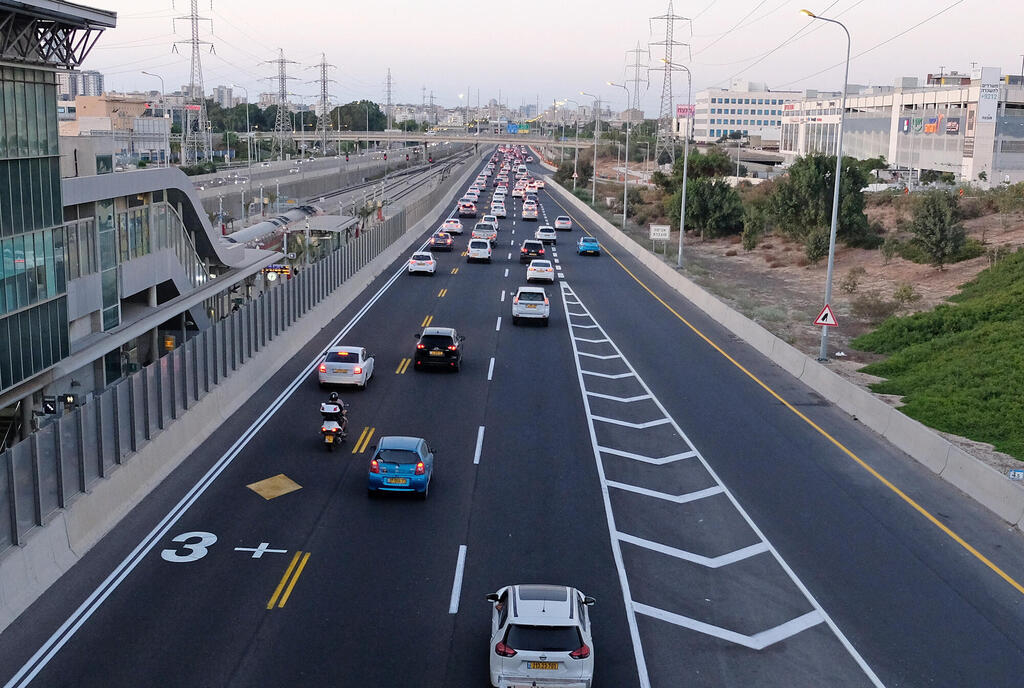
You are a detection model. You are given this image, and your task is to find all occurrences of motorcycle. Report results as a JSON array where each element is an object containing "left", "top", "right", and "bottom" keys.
[{"left": 320, "top": 400, "right": 349, "bottom": 451}]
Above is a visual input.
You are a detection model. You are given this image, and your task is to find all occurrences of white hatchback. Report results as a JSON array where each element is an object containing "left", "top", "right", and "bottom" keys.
[
  {"left": 511, "top": 286, "right": 549, "bottom": 325},
  {"left": 317, "top": 346, "right": 375, "bottom": 388},
  {"left": 487, "top": 584, "right": 595, "bottom": 688},
  {"left": 526, "top": 259, "right": 555, "bottom": 282},
  {"left": 442, "top": 218, "right": 463, "bottom": 234},
  {"left": 407, "top": 252, "right": 436, "bottom": 275},
  {"left": 534, "top": 225, "right": 557, "bottom": 244}
]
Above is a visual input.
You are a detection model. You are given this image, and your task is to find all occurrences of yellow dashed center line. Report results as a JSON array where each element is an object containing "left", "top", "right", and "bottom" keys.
[
  {"left": 549, "top": 191, "right": 1024, "bottom": 596},
  {"left": 438, "top": 288, "right": 447, "bottom": 298},
  {"left": 267, "top": 551, "right": 301, "bottom": 609},
  {"left": 421, "top": 314, "right": 433, "bottom": 328},
  {"left": 451, "top": 267, "right": 459, "bottom": 274},
  {"left": 395, "top": 357, "right": 411, "bottom": 374}
]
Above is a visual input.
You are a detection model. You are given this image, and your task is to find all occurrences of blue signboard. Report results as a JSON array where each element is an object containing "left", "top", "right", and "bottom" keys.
[{"left": 507, "top": 123, "right": 519, "bottom": 134}]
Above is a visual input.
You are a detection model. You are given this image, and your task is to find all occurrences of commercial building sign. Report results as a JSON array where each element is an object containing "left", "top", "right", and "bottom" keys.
[
  {"left": 676, "top": 104, "right": 695, "bottom": 118},
  {"left": 923, "top": 114, "right": 943, "bottom": 134},
  {"left": 978, "top": 66, "right": 1000, "bottom": 123},
  {"left": 946, "top": 118, "right": 960, "bottom": 135},
  {"left": 901, "top": 117, "right": 911, "bottom": 134}
]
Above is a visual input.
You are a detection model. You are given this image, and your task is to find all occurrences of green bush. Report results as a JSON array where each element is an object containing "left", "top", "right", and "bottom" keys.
[
  {"left": 851, "top": 292, "right": 899, "bottom": 324},
  {"left": 803, "top": 226, "right": 830, "bottom": 264}
]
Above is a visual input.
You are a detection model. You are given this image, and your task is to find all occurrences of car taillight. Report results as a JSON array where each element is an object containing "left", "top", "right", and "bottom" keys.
[
  {"left": 318, "top": 363, "right": 326, "bottom": 373},
  {"left": 417, "top": 343, "right": 425, "bottom": 349},
  {"left": 415, "top": 461, "right": 425, "bottom": 475},
  {"left": 539, "top": 248, "right": 545, "bottom": 254},
  {"left": 544, "top": 298, "right": 549, "bottom": 305},
  {"left": 494, "top": 641, "right": 517, "bottom": 657},
  {"left": 512, "top": 297, "right": 519, "bottom": 304},
  {"left": 570, "top": 643, "right": 591, "bottom": 660},
  {"left": 369, "top": 459, "right": 380, "bottom": 474},
  {"left": 447, "top": 344, "right": 457, "bottom": 351},
  {"left": 353, "top": 366, "right": 362, "bottom": 374},
  {"left": 520, "top": 247, "right": 527, "bottom": 253}
]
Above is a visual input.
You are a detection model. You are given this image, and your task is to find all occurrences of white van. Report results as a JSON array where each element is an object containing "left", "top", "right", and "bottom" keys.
[{"left": 467, "top": 239, "right": 492, "bottom": 263}]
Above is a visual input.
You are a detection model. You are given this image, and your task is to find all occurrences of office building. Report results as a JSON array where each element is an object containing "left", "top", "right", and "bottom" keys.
[
  {"left": 213, "top": 84, "right": 232, "bottom": 109},
  {"left": 691, "top": 81, "right": 803, "bottom": 144}
]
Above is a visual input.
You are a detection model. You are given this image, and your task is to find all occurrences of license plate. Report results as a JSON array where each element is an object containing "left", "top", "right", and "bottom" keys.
[
  {"left": 429, "top": 350, "right": 444, "bottom": 357},
  {"left": 324, "top": 434, "right": 334, "bottom": 443},
  {"left": 334, "top": 368, "right": 346, "bottom": 374},
  {"left": 528, "top": 661, "right": 558, "bottom": 670},
  {"left": 526, "top": 304, "right": 536, "bottom": 309},
  {"left": 385, "top": 477, "right": 408, "bottom": 485}
]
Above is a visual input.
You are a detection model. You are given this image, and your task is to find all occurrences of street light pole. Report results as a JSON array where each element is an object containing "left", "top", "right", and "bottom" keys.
[
  {"left": 564, "top": 98, "right": 581, "bottom": 190},
  {"left": 608, "top": 82, "right": 631, "bottom": 230},
  {"left": 140, "top": 71, "right": 166, "bottom": 167},
  {"left": 231, "top": 83, "right": 252, "bottom": 221},
  {"left": 582, "top": 91, "right": 601, "bottom": 205},
  {"left": 802, "top": 9, "right": 851, "bottom": 361}
]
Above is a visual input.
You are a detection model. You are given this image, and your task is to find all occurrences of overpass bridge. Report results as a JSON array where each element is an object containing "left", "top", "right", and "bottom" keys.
[{"left": 282, "top": 130, "right": 589, "bottom": 149}]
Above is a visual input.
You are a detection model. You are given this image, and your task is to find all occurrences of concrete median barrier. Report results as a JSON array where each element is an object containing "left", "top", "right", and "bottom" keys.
[{"left": 543, "top": 174, "right": 1024, "bottom": 530}]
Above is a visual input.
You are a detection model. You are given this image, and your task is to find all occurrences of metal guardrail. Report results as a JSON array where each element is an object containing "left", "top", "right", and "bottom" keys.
[{"left": 0, "top": 156, "right": 477, "bottom": 557}]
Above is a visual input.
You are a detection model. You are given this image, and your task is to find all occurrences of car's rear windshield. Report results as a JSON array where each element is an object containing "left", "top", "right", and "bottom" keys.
[
  {"left": 523, "top": 241, "right": 542, "bottom": 247},
  {"left": 376, "top": 448, "right": 419, "bottom": 464},
  {"left": 531, "top": 261, "right": 551, "bottom": 268},
  {"left": 420, "top": 335, "right": 454, "bottom": 346},
  {"left": 517, "top": 291, "right": 544, "bottom": 302},
  {"left": 325, "top": 351, "right": 356, "bottom": 362},
  {"left": 469, "top": 241, "right": 489, "bottom": 248},
  {"left": 412, "top": 253, "right": 432, "bottom": 260},
  {"left": 505, "top": 625, "right": 581, "bottom": 652}
]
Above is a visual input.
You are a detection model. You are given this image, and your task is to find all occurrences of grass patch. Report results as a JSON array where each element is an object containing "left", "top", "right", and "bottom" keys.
[{"left": 853, "top": 248, "right": 1024, "bottom": 458}]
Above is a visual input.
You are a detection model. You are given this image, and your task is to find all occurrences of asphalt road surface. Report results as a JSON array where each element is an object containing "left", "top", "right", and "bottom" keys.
[{"left": 2, "top": 149, "right": 1023, "bottom": 688}]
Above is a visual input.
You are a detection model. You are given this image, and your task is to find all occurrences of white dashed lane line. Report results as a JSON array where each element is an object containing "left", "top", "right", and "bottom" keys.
[
  {"left": 487, "top": 357, "right": 495, "bottom": 381},
  {"left": 500, "top": 289, "right": 505, "bottom": 302},
  {"left": 503, "top": 268, "right": 509, "bottom": 277},
  {"left": 495, "top": 316, "right": 501, "bottom": 331}
]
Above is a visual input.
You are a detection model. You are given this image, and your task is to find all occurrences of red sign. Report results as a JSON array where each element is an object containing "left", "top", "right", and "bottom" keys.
[
  {"left": 185, "top": 104, "right": 202, "bottom": 111},
  {"left": 675, "top": 104, "right": 695, "bottom": 118},
  {"left": 814, "top": 304, "right": 838, "bottom": 327}
]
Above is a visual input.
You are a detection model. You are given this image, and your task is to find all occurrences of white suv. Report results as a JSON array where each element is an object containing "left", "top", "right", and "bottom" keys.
[
  {"left": 511, "top": 286, "right": 549, "bottom": 325},
  {"left": 467, "top": 239, "right": 492, "bottom": 263},
  {"left": 487, "top": 584, "right": 595, "bottom": 688}
]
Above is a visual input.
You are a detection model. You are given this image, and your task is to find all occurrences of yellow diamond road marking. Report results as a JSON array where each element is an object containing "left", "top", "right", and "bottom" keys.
[{"left": 247, "top": 474, "right": 302, "bottom": 500}]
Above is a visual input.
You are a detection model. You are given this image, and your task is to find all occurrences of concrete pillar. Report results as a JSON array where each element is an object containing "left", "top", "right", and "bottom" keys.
[
  {"left": 148, "top": 285, "right": 159, "bottom": 363},
  {"left": 18, "top": 393, "right": 33, "bottom": 441}
]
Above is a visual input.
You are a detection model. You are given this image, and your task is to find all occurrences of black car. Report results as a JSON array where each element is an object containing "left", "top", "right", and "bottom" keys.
[
  {"left": 414, "top": 327, "right": 465, "bottom": 371},
  {"left": 429, "top": 231, "right": 454, "bottom": 251},
  {"left": 519, "top": 239, "right": 546, "bottom": 263}
]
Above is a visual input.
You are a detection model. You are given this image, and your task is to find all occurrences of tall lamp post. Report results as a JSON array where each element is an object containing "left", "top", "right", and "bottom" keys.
[
  {"left": 140, "top": 71, "right": 167, "bottom": 167},
  {"left": 801, "top": 9, "right": 851, "bottom": 361},
  {"left": 661, "top": 58, "right": 693, "bottom": 268},
  {"left": 607, "top": 82, "right": 632, "bottom": 230},
  {"left": 231, "top": 83, "right": 252, "bottom": 219},
  {"left": 581, "top": 91, "right": 601, "bottom": 205},
  {"left": 563, "top": 98, "right": 581, "bottom": 190}
]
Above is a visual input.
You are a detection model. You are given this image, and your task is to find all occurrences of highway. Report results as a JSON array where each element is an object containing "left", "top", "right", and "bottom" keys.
[{"left": 1, "top": 148, "right": 1023, "bottom": 687}]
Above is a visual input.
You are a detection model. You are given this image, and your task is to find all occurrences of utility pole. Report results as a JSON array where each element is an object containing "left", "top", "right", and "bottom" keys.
[
  {"left": 172, "top": 0, "right": 213, "bottom": 165},
  {"left": 650, "top": 0, "right": 690, "bottom": 165},
  {"left": 307, "top": 53, "right": 335, "bottom": 157},
  {"left": 429, "top": 90, "right": 436, "bottom": 124},
  {"left": 625, "top": 41, "right": 649, "bottom": 160},
  {"left": 262, "top": 49, "right": 297, "bottom": 159}
]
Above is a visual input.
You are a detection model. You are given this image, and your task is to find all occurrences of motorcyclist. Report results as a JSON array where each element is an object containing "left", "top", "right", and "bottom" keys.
[{"left": 321, "top": 392, "right": 348, "bottom": 435}]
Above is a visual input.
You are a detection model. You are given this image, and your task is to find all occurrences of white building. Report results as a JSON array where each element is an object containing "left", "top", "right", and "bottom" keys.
[
  {"left": 691, "top": 81, "right": 802, "bottom": 144},
  {"left": 213, "top": 85, "right": 233, "bottom": 109},
  {"left": 779, "top": 67, "right": 1024, "bottom": 185}
]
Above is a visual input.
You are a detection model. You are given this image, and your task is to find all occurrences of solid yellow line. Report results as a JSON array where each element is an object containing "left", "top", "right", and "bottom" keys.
[
  {"left": 351, "top": 426, "right": 369, "bottom": 454},
  {"left": 267, "top": 551, "right": 302, "bottom": 610},
  {"left": 356, "top": 427, "right": 375, "bottom": 454},
  {"left": 551, "top": 193, "right": 1024, "bottom": 596},
  {"left": 278, "top": 552, "right": 311, "bottom": 608}
]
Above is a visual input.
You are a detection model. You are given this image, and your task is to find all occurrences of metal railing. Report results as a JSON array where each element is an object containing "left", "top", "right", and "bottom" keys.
[
  {"left": 0, "top": 155, "right": 478, "bottom": 558},
  {"left": 152, "top": 201, "right": 212, "bottom": 288}
]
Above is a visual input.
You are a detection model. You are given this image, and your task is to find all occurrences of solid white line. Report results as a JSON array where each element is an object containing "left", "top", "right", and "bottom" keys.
[
  {"left": 577, "top": 352, "right": 620, "bottom": 360},
  {"left": 575, "top": 337, "right": 610, "bottom": 344},
  {"left": 585, "top": 391, "right": 650, "bottom": 402},
  {"left": 495, "top": 316, "right": 501, "bottom": 331},
  {"left": 500, "top": 289, "right": 505, "bottom": 302},
  {"left": 618, "top": 530, "right": 767, "bottom": 567},
  {"left": 590, "top": 415, "right": 671, "bottom": 429},
  {"left": 607, "top": 482, "right": 726, "bottom": 505},
  {"left": 582, "top": 371, "right": 633, "bottom": 379},
  {"left": 597, "top": 446, "right": 697, "bottom": 465},
  {"left": 448, "top": 545, "right": 468, "bottom": 614},
  {"left": 4, "top": 156, "right": 496, "bottom": 688},
  {"left": 632, "top": 603, "right": 824, "bottom": 651},
  {"left": 473, "top": 426, "right": 485, "bottom": 465},
  {"left": 487, "top": 357, "right": 495, "bottom": 381}
]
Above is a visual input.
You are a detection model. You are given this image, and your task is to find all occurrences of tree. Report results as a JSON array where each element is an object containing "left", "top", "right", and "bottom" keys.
[
  {"left": 330, "top": 100, "right": 386, "bottom": 132},
  {"left": 665, "top": 178, "right": 743, "bottom": 240},
  {"left": 909, "top": 190, "right": 965, "bottom": 269},
  {"left": 651, "top": 145, "right": 733, "bottom": 194},
  {"left": 767, "top": 152, "right": 872, "bottom": 246},
  {"left": 977, "top": 171, "right": 988, "bottom": 182}
]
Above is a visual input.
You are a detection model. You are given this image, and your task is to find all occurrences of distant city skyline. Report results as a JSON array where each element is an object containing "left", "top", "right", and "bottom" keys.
[{"left": 86, "top": 0, "right": 1024, "bottom": 114}]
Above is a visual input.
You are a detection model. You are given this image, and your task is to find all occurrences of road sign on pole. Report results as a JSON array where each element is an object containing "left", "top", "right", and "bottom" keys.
[{"left": 814, "top": 304, "right": 839, "bottom": 327}]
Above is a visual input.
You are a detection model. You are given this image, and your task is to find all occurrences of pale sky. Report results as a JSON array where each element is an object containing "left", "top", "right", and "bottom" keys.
[{"left": 85, "top": 0, "right": 1024, "bottom": 113}]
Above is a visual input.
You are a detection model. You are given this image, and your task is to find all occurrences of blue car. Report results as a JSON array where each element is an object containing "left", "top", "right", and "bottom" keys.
[
  {"left": 367, "top": 436, "right": 434, "bottom": 499},
  {"left": 577, "top": 236, "right": 601, "bottom": 256}
]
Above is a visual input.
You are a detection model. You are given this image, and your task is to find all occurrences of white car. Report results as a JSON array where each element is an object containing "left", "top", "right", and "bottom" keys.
[
  {"left": 407, "top": 251, "right": 436, "bottom": 275},
  {"left": 511, "top": 286, "right": 549, "bottom": 325},
  {"left": 467, "top": 239, "right": 492, "bottom": 263},
  {"left": 492, "top": 204, "right": 507, "bottom": 219},
  {"left": 487, "top": 584, "right": 595, "bottom": 688},
  {"left": 526, "top": 259, "right": 555, "bottom": 282},
  {"left": 318, "top": 346, "right": 375, "bottom": 388},
  {"left": 482, "top": 214, "right": 499, "bottom": 229},
  {"left": 472, "top": 224, "right": 498, "bottom": 241},
  {"left": 522, "top": 204, "right": 538, "bottom": 221},
  {"left": 511, "top": 186, "right": 525, "bottom": 198},
  {"left": 554, "top": 216, "right": 573, "bottom": 230},
  {"left": 442, "top": 218, "right": 464, "bottom": 234},
  {"left": 535, "top": 226, "right": 557, "bottom": 244}
]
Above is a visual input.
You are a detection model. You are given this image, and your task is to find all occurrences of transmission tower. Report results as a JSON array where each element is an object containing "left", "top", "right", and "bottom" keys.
[
  {"left": 307, "top": 53, "right": 335, "bottom": 156},
  {"left": 262, "top": 49, "right": 297, "bottom": 159},
  {"left": 384, "top": 68, "right": 393, "bottom": 131},
  {"left": 429, "top": 90, "right": 436, "bottom": 124},
  {"left": 650, "top": 0, "right": 691, "bottom": 165},
  {"left": 625, "top": 42, "right": 649, "bottom": 128},
  {"left": 172, "top": 0, "right": 213, "bottom": 166}
]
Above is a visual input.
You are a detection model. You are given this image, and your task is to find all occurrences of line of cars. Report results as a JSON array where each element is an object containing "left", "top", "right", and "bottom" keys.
[{"left": 342, "top": 147, "right": 598, "bottom": 686}]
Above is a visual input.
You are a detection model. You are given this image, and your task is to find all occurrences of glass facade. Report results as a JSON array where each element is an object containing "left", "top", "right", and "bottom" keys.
[{"left": 0, "top": 66, "right": 70, "bottom": 393}]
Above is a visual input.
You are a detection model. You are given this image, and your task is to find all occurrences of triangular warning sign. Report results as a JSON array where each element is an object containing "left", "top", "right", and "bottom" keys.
[{"left": 814, "top": 304, "right": 838, "bottom": 327}]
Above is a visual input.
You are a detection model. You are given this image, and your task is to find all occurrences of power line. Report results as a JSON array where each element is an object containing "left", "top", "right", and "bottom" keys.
[
  {"left": 691, "top": 0, "right": 768, "bottom": 56},
  {"left": 776, "top": 0, "right": 966, "bottom": 89}
]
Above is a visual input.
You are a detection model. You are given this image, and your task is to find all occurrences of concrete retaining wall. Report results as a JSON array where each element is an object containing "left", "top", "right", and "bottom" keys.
[
  {"left": 541, "top": 174, "right": 1024, "bottom": 531},
  {"left": 0, "top": 152, "right": 484, "bottom": 633}
]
